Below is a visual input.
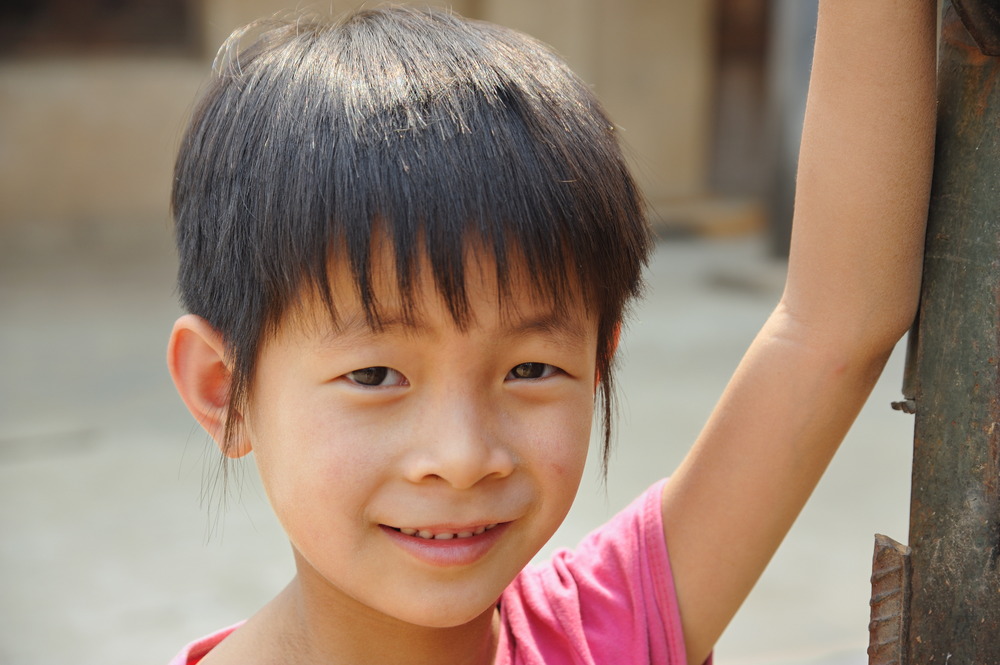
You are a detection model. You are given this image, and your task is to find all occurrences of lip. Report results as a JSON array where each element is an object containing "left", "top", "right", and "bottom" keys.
[{"left": 380, "top": 521, "right": 510, "bottom": 567}]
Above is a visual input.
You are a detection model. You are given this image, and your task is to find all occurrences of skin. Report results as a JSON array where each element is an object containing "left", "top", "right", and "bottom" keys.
[{"left": 169, "top": 1, "right": 939, "bottom": 662}]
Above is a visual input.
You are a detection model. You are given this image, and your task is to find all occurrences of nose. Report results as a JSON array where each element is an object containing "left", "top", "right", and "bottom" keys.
[{"left": 402, "top": 391, "right": 516, "bottom": 489}]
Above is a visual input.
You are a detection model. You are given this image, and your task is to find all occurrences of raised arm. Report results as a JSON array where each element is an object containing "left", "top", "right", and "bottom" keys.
[{"left": 660, "top": 2, "right": 938, "bottom": 663}]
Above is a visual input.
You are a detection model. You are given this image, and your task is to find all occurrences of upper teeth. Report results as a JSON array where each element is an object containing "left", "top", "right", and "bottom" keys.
[{"left": 398, "top": 524, "right": 498, "bottom": 540}]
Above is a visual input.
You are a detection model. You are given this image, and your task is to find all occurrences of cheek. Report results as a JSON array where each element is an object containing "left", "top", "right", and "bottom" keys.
[
  {"left": 248, "top": 399, "right": 385, "bottom": 520},
  {"left": 546, "top": 453, "right": 587, "bottom": 481},
  {"left": 524, "top": 398, "right": 593, "bottom": 486},
  {"left": 523, "top": 410, "right": 592, "bottom": 544},
  {"left": 255, "top": 412, "right": 387, "bottom": 493}
]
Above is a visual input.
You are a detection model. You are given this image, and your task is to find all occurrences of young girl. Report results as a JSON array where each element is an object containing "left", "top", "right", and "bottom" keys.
[{"left": 166, "top": 3, "right": 937, "bottom": 664}]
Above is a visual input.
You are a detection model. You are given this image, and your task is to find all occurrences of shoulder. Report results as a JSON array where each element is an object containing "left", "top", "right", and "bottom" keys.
[{"left": 496, "top": 480, "right": 688, "bottom": 665}]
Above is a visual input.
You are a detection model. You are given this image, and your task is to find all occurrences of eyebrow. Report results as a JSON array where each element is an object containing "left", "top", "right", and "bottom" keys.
[
  {"left": 502, "top": 311, "right": 590, "bottom": 344},
  {"left": 321, "top": 308, "right": 589, "bottom": 347}
]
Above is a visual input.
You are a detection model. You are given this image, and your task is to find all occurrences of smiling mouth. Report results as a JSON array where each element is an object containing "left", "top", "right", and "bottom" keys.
[{"left": 386, "top": 523, "right": 500, "bottom": 540}]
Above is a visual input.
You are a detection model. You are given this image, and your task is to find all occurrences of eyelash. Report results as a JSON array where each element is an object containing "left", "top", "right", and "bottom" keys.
[{"left": 343, "top": 362, "right": 560, "bottom": 387}]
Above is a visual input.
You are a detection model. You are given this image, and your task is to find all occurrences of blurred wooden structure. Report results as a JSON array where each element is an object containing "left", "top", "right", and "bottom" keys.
[{"left": 0, "top": 0, "right": 781, "bottom": 251}]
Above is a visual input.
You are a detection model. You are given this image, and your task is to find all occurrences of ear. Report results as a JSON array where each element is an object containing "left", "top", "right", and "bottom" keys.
[{"left": 167, "top": 314, "right": 252, "bottom": 458}]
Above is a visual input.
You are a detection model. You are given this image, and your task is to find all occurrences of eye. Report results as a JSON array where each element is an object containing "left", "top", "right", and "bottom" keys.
[
  {"left": 344, "top": 366, "right": 407, "bottom": 387},
  {"left": 506, "top": 362, "right": 558, "bottom": 380}
]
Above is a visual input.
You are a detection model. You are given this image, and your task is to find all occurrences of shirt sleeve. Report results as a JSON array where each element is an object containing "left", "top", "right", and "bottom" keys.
[
  {"left": 497, "top": 479, "right": 692, "bottom": 665},
  {"left": 167, "top": 622, "right": 243, "bottom": 665}
]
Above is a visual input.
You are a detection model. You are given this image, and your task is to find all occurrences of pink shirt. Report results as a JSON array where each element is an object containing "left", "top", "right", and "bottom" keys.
[{"left": 170, "top": 480, "right": 692, "bottom": 665}]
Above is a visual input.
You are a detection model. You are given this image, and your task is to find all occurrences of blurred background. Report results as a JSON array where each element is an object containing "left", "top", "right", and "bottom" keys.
[{"left": 0, "top": 1, "right": 915, "bottom": 663}]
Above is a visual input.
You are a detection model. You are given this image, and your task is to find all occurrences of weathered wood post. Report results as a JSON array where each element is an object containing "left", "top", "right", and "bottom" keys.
[{"left": 872, "top": 2, "right": 1000, "bottom": 663}]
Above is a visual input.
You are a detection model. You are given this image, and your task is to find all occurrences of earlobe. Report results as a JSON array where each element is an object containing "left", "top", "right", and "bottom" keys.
[{"left": 167, "top": 314, "right": 251, "bottom": 458}]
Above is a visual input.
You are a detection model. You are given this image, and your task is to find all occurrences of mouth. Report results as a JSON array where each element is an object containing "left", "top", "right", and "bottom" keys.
[
  {"left": 385, "top": 523, "right": 501, "bottom": 540},
  {"left": 379, "top": 521, "right": 510, "bottom": 567}
]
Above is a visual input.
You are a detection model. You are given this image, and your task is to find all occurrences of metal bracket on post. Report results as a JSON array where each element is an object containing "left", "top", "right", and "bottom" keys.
[
  {"left": 867, "top": 535, "right": 911, "bottom": 665},
  {"left": 890, "top": 321, "right": 918, "bottom": 415}
]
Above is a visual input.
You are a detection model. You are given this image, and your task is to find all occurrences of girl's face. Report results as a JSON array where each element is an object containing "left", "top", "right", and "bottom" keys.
[{"left": 242, "top": 249, "right": 598, "bottom": 630}]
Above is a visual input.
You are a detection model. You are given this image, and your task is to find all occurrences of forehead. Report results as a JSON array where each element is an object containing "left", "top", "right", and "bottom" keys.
[{"left": 283, "top": 240, "right": 594, "bottom": 342}]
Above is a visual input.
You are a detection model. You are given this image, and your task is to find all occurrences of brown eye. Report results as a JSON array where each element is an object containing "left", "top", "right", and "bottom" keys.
[
  {"left": 509, "top": 363, "right": 549, "bottom": 380},
  {"left": 349, "top": 367, "right": 387, "bottom": 385},
  {"left": 345, "top": 366, "right": 405, "bottom": 387}
]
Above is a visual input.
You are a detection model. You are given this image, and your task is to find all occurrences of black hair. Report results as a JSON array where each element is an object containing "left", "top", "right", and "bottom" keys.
[{"left": 172, "top": 5, "right": 651, "bottom": 472}]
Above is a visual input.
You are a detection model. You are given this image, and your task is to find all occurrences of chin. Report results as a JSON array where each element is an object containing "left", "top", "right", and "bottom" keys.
[{"left": 388, "top": 592, "right": 501, "bottom": 630}]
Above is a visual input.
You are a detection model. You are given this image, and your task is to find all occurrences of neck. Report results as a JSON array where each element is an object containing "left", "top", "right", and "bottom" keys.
[{"left": 264, "top": 570, "right": 500, "bottom": 665}]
